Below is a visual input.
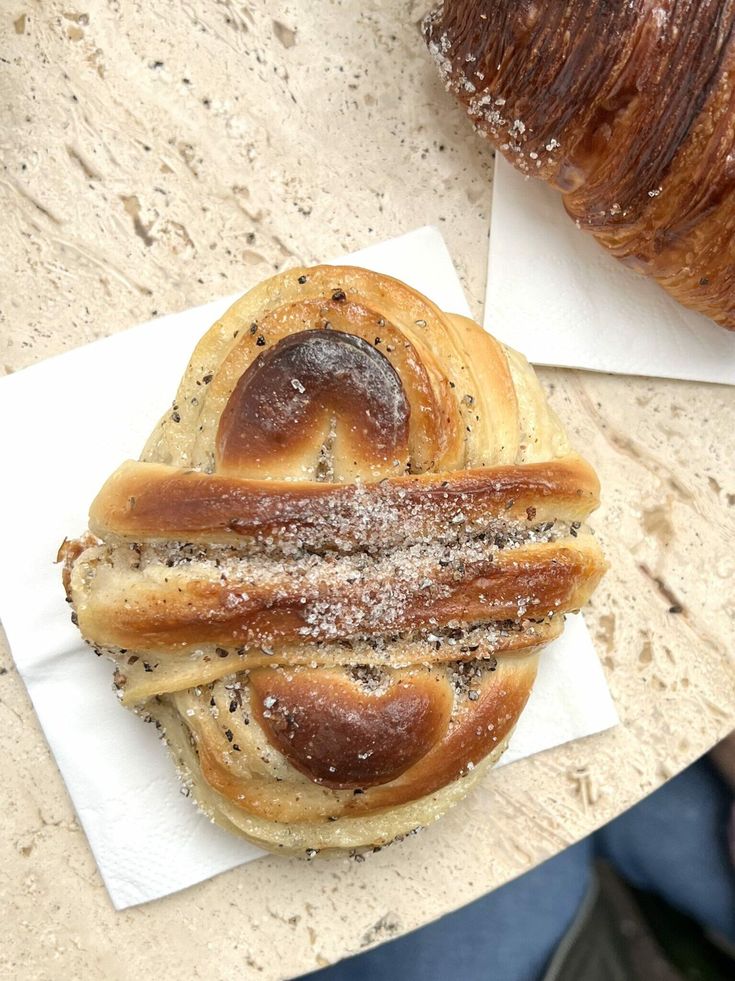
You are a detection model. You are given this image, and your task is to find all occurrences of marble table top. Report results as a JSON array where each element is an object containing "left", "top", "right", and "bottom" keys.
[{"left": 2, "top": 3, "right": 733, "bottom": 978}]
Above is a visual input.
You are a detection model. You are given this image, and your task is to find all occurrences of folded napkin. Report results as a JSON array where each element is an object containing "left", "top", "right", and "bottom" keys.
[
  {"left": 0, "top": 226, "right": 617, "bottom": 909},
  {"left": 487, "top": 155, "right": 735, "bottom": 385}
]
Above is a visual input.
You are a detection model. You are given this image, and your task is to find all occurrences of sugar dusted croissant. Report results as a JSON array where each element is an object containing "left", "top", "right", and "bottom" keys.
[
  {"left": 425, "top": 1, "right": 735, "bottom": 329},
  {"left": 61, "top": 266, "right": 606, "bottom": 856}
]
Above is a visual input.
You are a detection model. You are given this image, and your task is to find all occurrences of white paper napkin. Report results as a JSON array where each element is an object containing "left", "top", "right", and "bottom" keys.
[
  {"left": 487, "top": 155, "right": 735, "bottom": 384},
  {"left": 0, "top": 226, "right": 617, "bottom": 910}
]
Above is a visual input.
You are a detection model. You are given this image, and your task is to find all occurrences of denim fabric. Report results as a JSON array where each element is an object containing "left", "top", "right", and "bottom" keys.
[
  {"left": 597, "top": 758, "right": 735, "bottom": 946},
  {"left": 302, "top": 758, "right": 734, "bottom": 981}
]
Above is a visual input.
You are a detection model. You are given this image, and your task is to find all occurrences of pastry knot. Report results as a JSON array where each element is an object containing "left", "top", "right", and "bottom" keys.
[{"left": 61, "top": 266, "right": 606, "bottom": 854}]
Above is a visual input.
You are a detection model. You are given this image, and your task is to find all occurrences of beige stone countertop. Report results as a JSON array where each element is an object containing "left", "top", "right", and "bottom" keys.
[{"left": 1, "top": 3, "right": 734, "bottom": 979}]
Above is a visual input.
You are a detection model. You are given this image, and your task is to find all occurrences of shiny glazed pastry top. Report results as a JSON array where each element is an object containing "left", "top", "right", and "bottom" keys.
[
  {"left": 61, "top": 265, "right": 606, "bottom": 855},
  {"left": 425, "top": 1, "right": 735, "bottom": 330}
]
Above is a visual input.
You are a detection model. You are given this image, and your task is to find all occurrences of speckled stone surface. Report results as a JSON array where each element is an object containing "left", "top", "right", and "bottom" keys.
[{"left": 1, "top": 3, "right": 734, "bottom": 979}]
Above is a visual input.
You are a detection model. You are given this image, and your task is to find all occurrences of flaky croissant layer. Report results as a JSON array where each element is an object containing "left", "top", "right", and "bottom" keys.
[
  {"left": 62, "top": 265, "right": 606, "bottom": 855},
  {"left": 425, "top": 1, "right": 735, "bottom": 329}
]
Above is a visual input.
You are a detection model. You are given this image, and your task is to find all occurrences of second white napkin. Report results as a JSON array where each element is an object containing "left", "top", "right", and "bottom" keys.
[{"left": 486, "top": 155, "right": 735, "bottom": 385}]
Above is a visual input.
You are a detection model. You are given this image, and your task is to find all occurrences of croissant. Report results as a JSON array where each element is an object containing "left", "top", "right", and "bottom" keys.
[
  {"left": 60, "top": 266, "right": 606, "bottom": 856},
  {"left": 425, "top": 1, "right": 735, "bottom": 330}
]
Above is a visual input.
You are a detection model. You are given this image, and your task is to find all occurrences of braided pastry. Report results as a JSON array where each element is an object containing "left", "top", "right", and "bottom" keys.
[
  {"left": 425, "top": 1, "right": 735, "bottom": 329},
  {"left": 61, "top": 266, "right": 606, "bottom": 855}
]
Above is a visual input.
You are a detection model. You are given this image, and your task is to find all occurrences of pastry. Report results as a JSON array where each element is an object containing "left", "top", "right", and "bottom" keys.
[
  {"left": 61, "top": 265, "right": 606, "bottom": 855},
  {"left": 425, "top": 1, "right": 735, "bottom": 329}
]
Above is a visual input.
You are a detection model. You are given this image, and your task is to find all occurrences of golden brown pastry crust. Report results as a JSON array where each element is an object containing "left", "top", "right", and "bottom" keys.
[
  {"left": 71, "top": 538, "right": 602, "bottom": 653},
  {"left": 425, "top": 1, "right": 735, "bottom": 329},
  {"left": 88, "top": 456, "right": 600, "bottom": 548},
  {"left": 62, "top": 265, "right": 606, "bottom": 855}
]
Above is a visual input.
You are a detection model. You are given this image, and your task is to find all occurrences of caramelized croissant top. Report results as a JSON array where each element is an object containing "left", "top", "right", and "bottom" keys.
[
  {"left": 62, "top": 265, "right": 606, "bottom": 854},
  {"left": 425, "top": 1, "right": 735, "bottom": 329}
]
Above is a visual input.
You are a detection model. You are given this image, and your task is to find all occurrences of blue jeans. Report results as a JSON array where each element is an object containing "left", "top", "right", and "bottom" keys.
[{"left": 304, "top": 758, "right": 735, "bottom": 981}]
